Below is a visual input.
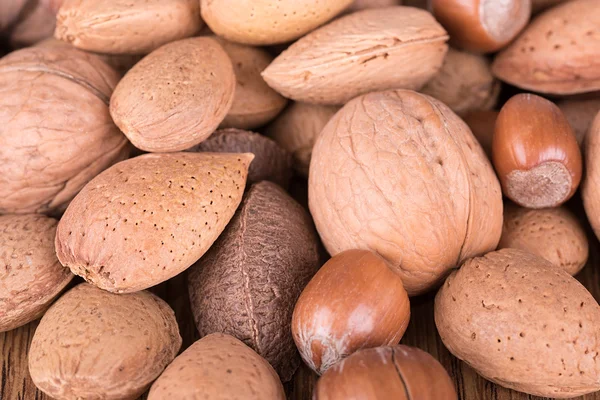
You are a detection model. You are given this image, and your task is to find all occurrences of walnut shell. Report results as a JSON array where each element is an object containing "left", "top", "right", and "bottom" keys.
[
  {"left": 309, "top": 89, "right": 503, "bottom": 295},
  {"left": 0, "top": 214, "right": 73, "bottom": 332},
  {"left": 557, "top": 98, "right": 600, "bottom": 145},
  {"left": 435, "top": 248, "right": 600, "bottom": 398},
  {"left": 55, "top": 0, "right": 203, "bottom": 55},
  {"left": 148, "top": 333, "right": 286, "bottom": 400},
  {"left": 266, "top": 102, "right": 339, "bottom": 177},
  {"left": 110, "top": 37, "right": 235, "bottom": 152},
  {"left": 187, "top": 129, "right": 293, "bottom": 189},
  {"left": 420, "top": 47, "right": 500, "bottom": 116},
  {"left": 55, "top": 152, "right": 253, "bottom": 293},
  {"left": 262, "top": 7, "right": 449, "bottom": 105},
  {"left": 188, "top": 181, "right": 321, "bottom": 381},
  {"left": 0, "top": 45, "right": 130, "bottom": 215},
  {"left": 29, "top": 283, "right": 181, "bottom": 400}
]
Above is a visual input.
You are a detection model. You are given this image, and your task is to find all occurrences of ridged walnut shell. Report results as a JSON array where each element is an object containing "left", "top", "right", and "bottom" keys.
[
  {"left": 29, "top": 283, "right": 181, "bottom": 400},
  {"left": 0, "top": 44, "right": 130, "bottom": 215},
  {"left": 55, "top": 152, "right": 253, "bottom": 293},
  {"left": 309, "top": 89, "right": 503, "bottom": 295}
]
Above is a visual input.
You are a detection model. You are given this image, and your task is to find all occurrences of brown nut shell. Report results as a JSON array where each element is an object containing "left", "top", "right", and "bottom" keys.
[
  {"left": 309, "top": 89, "right": 503, "bottom": 295},
  {"left": 148, "top": 333, "right": 285, "bottom": 400},
  {"left": 498, "top": 204, "right": 588, "bottom": 275},
  {"left": 110, "top": 37, "right": 235, "bottom": 152},
  {"left": 314, "top": 345, "right": 457, "bottom": 400},
  {"left": 0, "top": 214, "right": 73, "bottom": 332},
  {"left": 435, "top": 248, "right": 600, "bottom": 398},
  {"left": 292, "top": 249, "right": 410, "bottom": 374},
  {"left": 266, "top": 102, "right": 339, "bottom": 177},
  {"left": 462, "top": 110, "right": 498, "bottom": 159},
  {"left": 28, "top": 283, "right": 181, "bottom": 400},
  {"left": 492, "top": 0, "right": 600, "bottom": 95},
  {"left": 55, "top": 152, "right": 253, "bottom": 293},
  {"left": 583, "top": 112, "right": 600, "bottom": 243},
  {"left": 217, "top": 39, "right": 288, "bottom": 130},
  {"left": 420, "top": 48, "right": 499, "bottom": 116},
  {"left": 493, "top": 93, "right": 582, "bottom": 209},
  {"left": 262, "top": 7, "right": 449, "bottom": 105},
  {"left": 200, "top": 0, "right": 352, "bottom": 46},
  {"left": 432, "top": 0, "right": 531, "bottom": 53},
  {"left": 558, "top": 98, "right": 600, "bottom": 146},
  {"left": 0, "top": 44, "right": 130, "bottom": 215},
  {"left": 188, "top": 181, "right": 321, "bottom": 381},
  {"left": 55, "top": 0, "right": 202, "bottom": 55},
  {"left": 187, "top": 129, "right": 293, "bottom": 189}
]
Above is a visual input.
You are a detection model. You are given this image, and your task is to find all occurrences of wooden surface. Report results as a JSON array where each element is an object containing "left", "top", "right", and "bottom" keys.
[{"left": 2, "top": 204, "right": 600, "bottom": 400}]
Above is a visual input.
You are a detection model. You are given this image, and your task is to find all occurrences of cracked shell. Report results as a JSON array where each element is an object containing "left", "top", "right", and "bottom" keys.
[
  {"left": 435, "top": 248, "right": 600, "bottom": 398},
  {"left": 55, "top": 152, "right": 253, "bottom": 293},
  {"left": 0, "top": 214, "right": 73, "bottom": 332},
  {"left": 188, "top": 181, "right": 321, "bottom": 381},
  {"left": 0, "top": 44, "right": 130, "bottom": 215},
  {"left": 28, "top": 283, "right": 181, "bottom": 400},
  {"left": 309, "top": 89, "right": 502, "bottom": 295},
  {"left": 262, "top": 7, "right": 449, "bottom": 105},
  {"left": 148, "top": 333, "right": 285, "bottom": 400}
]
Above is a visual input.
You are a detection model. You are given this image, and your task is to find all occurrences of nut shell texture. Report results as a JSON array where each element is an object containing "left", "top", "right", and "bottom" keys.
[
  {"left": 309, "top": 89, "right": 502, "bottom": 295},
  {"left": 262, "top": 7, "right": 449, "bottom": 105},
  {"left": 435, "top": 248, "right": 600, "bottom": 398},
  {"left": 188, "top": 181, "right": 321, "bottom": 381},
  {"left": 0, "top": 214, "right": 73, "bottom": 332},
  {"left": 492, "top": 0, "right": 600, "bottom": 95},
  {"left": 28, "top": 283, "right": 181, "bottom": 400},
  {"left": 148, "top": 333, "right": 285, "bottom": 400},
  {"left": 55, "top": 152, "right": 253, "bottom": 293},
  {"left": 55, "top": 0, "right": 202, "bottom": 54},
  {"left": 110, "top": 37, "right": 235, "bottom": 152},
  {"left": 0, "top": 45, "right": 130, "bottom": 215}
]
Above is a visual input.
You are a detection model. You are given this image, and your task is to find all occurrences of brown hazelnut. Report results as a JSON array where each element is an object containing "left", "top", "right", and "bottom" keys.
[
  {"left": 292, "top": 250, "right": 410, "bottom": 374},
  {"left": 314, "top": 345, "right": 457, "bottom": 400},
  {"left": 493, "top": 93, "right": 582, "bottom": 209},
  {"left": 431, "top": 0, "right": 531, "bottom": 53},
  {"left": 462, "top": 110, "right": 499, "bottom": 159}
]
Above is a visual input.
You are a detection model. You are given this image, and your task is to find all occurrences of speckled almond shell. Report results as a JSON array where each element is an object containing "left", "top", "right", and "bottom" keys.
[
  {"left": 262, "top": 7, "right": 448, "bottom": 105},
  {"left": 435, "top": 249, "right": 600, "bottom": 398},
  {"left": 309, "top": 89, "right": 503, "bottom": 295},
  {"left": 498, "top": 204, "right": 588, "bottom": 276},
  {"left": 55, "top": 0, "right": 203, "bottom": 55},
  {"left": 0, "top": 214, "right": 73, "bottom": 332},
  {"left": 188, "top": 181, "right": 321, "bottom": 381},
  {"left": 148, "top": 333, "right": 286, "bottom": 400},
  {"left": 200, "top": 0, "right": 352, "bottom": 46},
  {"left": 583, "top": 112, "right": 600, "bottom": 243},
  {"left": 187, "top": 129, "right": 293, "bottom": 189},
  {"left": 0, "top": 45, "right": 130, "bottom": 215},
  {"left": 55, "top": 152, "right": 253, "bottom": 293},
  {"left": 28, "top": 283, "right": 181, "bottom": 400},
  {"left": 110, "top": 37, "right": 235, "bottom": 152},
  {"left": 492, "top": 0, "right": 600, "bottom": 95}
]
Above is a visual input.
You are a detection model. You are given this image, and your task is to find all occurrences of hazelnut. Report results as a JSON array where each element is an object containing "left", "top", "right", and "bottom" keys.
[
  {"left": 492, "top": 93, "right": 582, "bottom": 209},
  {"left": 314, "top": 345, "right": 457, "bottom": 400},
  {"left": 431, "top": 0, "right": 531, "bottom": 53},
  {"left": 292, "top": 250, "right": 410, "bottom": 374}
]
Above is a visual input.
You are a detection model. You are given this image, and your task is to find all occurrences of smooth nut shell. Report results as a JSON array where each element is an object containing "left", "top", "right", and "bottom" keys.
[
  {"left": 309, "top": 89, "right": 503, "bottom": 295},
  {"left": 583, "top": 112, "right": 600, "bottom": 243},
  {"left": 557, "top": 98, "right": 600, "bottom": 146},
  {"left": 314, "top": 345, "right": 457, "bottom": 400},
  {"left": 110, "top": 37, "right": 235, "bottom": 152},
  {"left": 498, "top": 204, "right": 588, "bottom": 275},
  {"left": 462, "top": 110, "right": 498, "bottom": 159},
  {"left": 292, "top": 249, "right": 410, "bottom": 374},
  {"left": 55, "top": 152, "right": 253, "bottom": 293},
  {"left": 262, "top": 7, "right": 449, "bottom": 105},
  {"left": 55, "top": 0, "right": 202, "bottom": 54},
  {"left": 435, "top": 248, "right": 600, "bottom": 398},
  {"left": 188, "top": 181, "right": 321, "bottom": 381},
  {"left": 0, "top": 214, "right": 73, "bottom": 332},
  {"left": 28, "top": 283, "right": 181, "bottom": 400},
  {"left": 148, "top": 333, "right": 285, "bottom": 400},
  {"left": 492, "top": 0, "right": 600, "bottom": 95}
]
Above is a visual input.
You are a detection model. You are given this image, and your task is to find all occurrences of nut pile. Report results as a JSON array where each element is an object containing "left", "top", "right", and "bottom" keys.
[{"left": 1, "top": 0, "right": 600, "bottom": 399}]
